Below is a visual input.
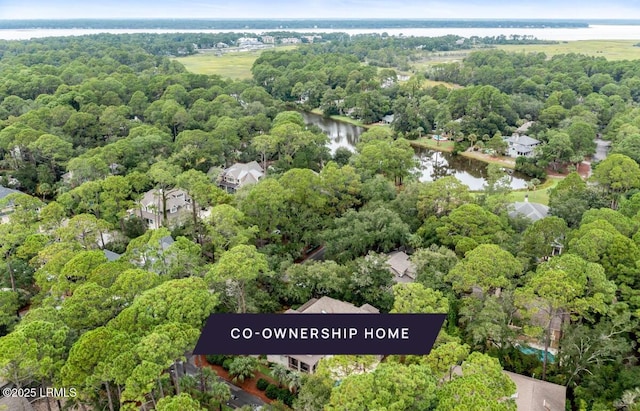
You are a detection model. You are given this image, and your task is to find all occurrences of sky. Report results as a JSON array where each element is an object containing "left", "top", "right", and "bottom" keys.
[{"left": 1, "top": 0, "right": 640, "bottom": 20}]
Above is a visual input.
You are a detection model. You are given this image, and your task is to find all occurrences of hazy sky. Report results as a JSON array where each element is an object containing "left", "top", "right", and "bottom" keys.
[{"left": 1, "top": 0, "right": 639, "bottom": 20}]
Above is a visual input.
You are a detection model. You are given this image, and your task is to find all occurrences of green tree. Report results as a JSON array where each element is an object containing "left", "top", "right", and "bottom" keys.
[
  {"left": 446, "top": 244, "right": 522, "bottom": 296},
  {"left": 391, "top": 283, "right": 449, "bottom": 314},
  {"left": 437, "top": 352, "right": 516, "bottom": 411},
  {"left": 205, "top": 245, "right": 269, "bottom": 313},
  {"left": 228, "top": 356, "right": 258, "bottom": 384},
  {"left": 156, "top": 393, "right": 204, "bottom": 411},
  {"left": 515, "top": 254, "right": 616, "bottom": 379},
  {"left": 592, "top": 154, "right": 640, "bottom": 209}
]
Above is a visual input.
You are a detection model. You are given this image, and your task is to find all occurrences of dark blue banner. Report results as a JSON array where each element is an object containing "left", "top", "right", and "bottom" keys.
[{"left": 194, "top": 313, "right": 446, "bottom": 355}]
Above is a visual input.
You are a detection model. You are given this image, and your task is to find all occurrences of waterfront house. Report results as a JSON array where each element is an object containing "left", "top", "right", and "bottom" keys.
[{"left": 504, "top": 135, "right": 540, "bottom": 158}]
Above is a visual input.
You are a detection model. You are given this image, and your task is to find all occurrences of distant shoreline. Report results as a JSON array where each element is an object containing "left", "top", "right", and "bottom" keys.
[{"left": 0, "top": 19, "right": 596, "bottom": 30}]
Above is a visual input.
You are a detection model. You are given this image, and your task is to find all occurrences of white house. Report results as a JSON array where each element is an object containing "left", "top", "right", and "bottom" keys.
[
  {"left": 137, "top": 188, "right": 192, "bottom": 229},
  {"left": 217, "top": 161, "right": 264, "bottom": 193},
  {"left": 504, "top": 135, "right": 541, "bottom": 158}
]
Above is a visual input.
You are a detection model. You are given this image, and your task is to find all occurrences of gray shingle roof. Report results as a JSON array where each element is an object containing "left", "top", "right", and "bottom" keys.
[
  {"left": 509, "top": 202, "right": 549, "bottom": 221},
  {"left": 0, "top": 185, "right": 20, "bottom": 201},
  {"left": 505, "top": 135, "right": 540, "bottom": 146}
]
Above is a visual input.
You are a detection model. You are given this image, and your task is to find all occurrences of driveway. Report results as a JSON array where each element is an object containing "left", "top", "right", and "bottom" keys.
[{"left": 177, "top": 356, "right": 266, "bottom": 409}]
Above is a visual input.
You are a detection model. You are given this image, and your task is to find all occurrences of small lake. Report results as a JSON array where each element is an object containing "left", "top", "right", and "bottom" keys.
[{"left": 301, "top": 111, "right": 531, "bottom": 191}]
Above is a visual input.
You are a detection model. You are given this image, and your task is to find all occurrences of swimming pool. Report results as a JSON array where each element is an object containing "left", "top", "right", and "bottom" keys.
[{"left": 518, "top": 345, "right": 556, "bottom": 363}]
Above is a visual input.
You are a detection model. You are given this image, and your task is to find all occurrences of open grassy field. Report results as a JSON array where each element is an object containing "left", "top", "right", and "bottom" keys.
[
  {"left": 498, "top": 40, "right": 640, "bottom": 61},
  {"left": 508, "top": 177, "right": 561, "bottom": 205},
  {"left": 174, "top": 45, "right": 297, "bottom": 79},
  {"left": 410, "top": 137, "right": 455, "bottom": 152}
]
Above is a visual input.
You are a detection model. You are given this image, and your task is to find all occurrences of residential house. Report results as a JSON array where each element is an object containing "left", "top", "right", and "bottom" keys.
[
  {"left": 508, "top": 199, "right": 549, "bottom": 222},
  {"left": 218, "top": 161, "right": 264, "bottom": 193},
  {"left": 0, "top": 185, "right": 21, "bottom": 223},
  {"left": 515, "top": 121, "right": 535, "bottom": 135},
  {"left": 137, "top": 188, "right": 192, "bottom": 229},
  {"left": 261, "top": 35, "right": 275, "bottom": 44},
  {"left": 386, "top": 251, "right": 417, "bottom": 283},
  {"left": 381, "top": 114, "right": 395, "bottom": 125},
  {"left": 267, "top": 296, "right": 379, "bottom": 373},
  {"left": 505, "top": 371, "right": 566, "bottom": 411},
  {"left": 504, "top": 135, "right": 540, "bottom": 158},
  {"left": 280, "top": 37, "right": 301, "bottom": 44},
  {"left": 103, "top": 249, "right": 122, "bottom": 262},
  {"left": 449, "top": 366, "right": 566, "bottom": 411}
]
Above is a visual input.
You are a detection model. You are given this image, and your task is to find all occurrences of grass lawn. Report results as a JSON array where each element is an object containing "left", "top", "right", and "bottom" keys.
[
  {"left": 309, "top": 108, "right": 368, "bottom": 128},
  {"left": 508, "top": 177, "right": 562, "bottom": 205},
  {"left": 459, "top": 150, "right": 516, "bottom": 169},
  {"left": 174, "top": 45, "right": 297, "bottom": 79},
  {"left": 410, "top": 137, "right": 455, "bottom": 152},
  {"left": 498, "top": 40, "right": 640, "bottom": 61}
]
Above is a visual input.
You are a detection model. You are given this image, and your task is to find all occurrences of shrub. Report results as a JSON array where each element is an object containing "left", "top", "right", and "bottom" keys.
[
  {"left": 256, "top": 378, "right": 270, "bottom": 391},
  {"left": 265, "top": 384, "right": 279, "bottom": 399},
  {"left": 206, "top": 354, "right": 227, "bottom": 366},
  {"left": 222, "top": 358, "right": 233, "bottom": 371}
]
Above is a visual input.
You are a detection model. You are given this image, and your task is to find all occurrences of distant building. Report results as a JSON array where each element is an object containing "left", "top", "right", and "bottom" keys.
[
  {"left": 504, "top": 135, "right": 540, "bottom": 158},
  {"left": 280, "top": 37, "right": 301, "bottom": 44},
  {"left": 218, "top": 161, "right": 264, "bottom": 193},
  {"left": 215, "top": 42, "right": 229, "bottom": 48},
  {"left": 386, "top": 251, "right": 417, "bottom": 283},
  {"left": 137, "top": 188, "right": 192, "bottom": 229},
  {"left": 261, "top": 35, "right": 275, "bottom": 44},
  {"left": 267, "top": 296, "right": 379, "bottom": 373}
]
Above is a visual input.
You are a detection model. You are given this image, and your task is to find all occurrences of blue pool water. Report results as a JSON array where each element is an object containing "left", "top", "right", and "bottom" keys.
[{"left": 518, "top": 345, "right": 556, "bottom": 364}]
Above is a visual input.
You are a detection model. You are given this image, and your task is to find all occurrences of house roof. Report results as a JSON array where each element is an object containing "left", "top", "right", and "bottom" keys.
[
  {"left": 141, "top": 188, "right": 190, "bottom": 212},
  {"left": 0, "top": 185, "right": 20, "bottom": 201},
  {"left": 505, "top": 135, "right": 540, "bottom": 146},
  {"left": 287, "top": 354, "right": 325, "bottom": 367},
  {"left": 504, "top": 371, "right": 566, "bottom": 411},
  {"left": 290, "top": 296, "right": 380, "bottom": 314},
  {"left": 0, "top": 396, "right": 34, "bottom": 411},
  {"left": 382, "top": 114, "right": 395, "bottom": 123},
  {"left": 387, "top": 251, "right": 416, "bottom": 281},
  {"left": 224, "top": 161, "right": 264, "bottom": 183},
  {"left": 160, "top": 235, "right": 175, "bottom": 250},
  {"left": 103, "top": 249, "right": 122, "bottom": 262},
  {"left": 515, "top": 121, "right": 535, "bottom": 134},
  {"left": 509, "top": 202, "right": 549, "bottom": 222}
]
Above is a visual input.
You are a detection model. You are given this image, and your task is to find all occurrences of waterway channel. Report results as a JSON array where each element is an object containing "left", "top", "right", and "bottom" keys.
[{"left": 301, "top": 111, "right": 531, "bottom": 191}]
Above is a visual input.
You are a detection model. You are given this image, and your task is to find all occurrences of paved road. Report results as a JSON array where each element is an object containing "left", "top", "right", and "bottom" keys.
[
  {"left": 593, "top": 139, "right": 611, "bottom": 162},
  {"left": 175, "top": 357, "right": 266, "bottom": 409}
]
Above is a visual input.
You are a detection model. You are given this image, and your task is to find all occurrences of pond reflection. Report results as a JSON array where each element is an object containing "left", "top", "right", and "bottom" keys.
[{"left": 301, "top": 111, "right": 531, "bottom": 191}]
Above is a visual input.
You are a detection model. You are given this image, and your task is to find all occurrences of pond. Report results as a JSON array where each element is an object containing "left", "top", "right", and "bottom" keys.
[{"left": 301, "top": 111, "right": 531, "bottom": 191}]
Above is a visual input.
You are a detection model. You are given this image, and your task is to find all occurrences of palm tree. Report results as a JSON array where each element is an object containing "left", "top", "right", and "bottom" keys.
[
  {"left": 285, "top": 371, "right": 302, "bottom": 394},
  {"left": 179, "top": 375, "right": 198, "bottom": 395},
  {"left": 228, "top": 356, "right": 257, "bottom": 384},
  {"left": 614, "top": 387, "right": 640, "bottom": 410},
  {"left": 270, "top": 363, "right": 290, "bottom": 388},
  {"left": 209, "top": 380, "right": 231, "bottom": 411}
]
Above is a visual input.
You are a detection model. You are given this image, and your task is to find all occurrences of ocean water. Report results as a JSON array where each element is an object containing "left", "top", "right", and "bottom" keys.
[{"left": 0, "top": 25, "right": 639, "bottom": 41}]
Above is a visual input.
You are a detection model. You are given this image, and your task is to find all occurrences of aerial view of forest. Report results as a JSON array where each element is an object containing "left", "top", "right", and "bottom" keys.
[{"left": 1, "top": 16, "right": 640, "bottom": 411}]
